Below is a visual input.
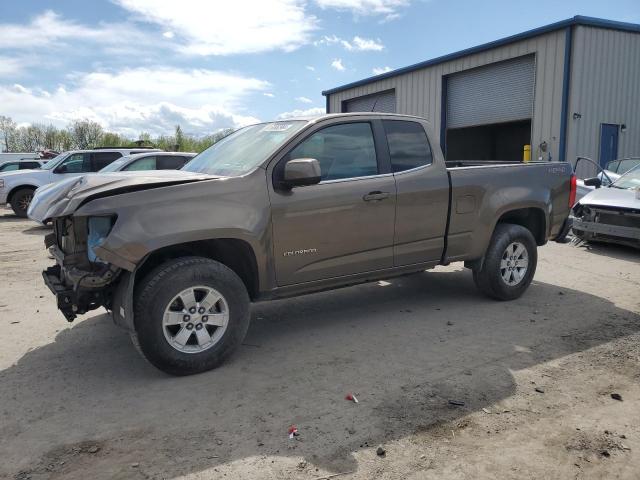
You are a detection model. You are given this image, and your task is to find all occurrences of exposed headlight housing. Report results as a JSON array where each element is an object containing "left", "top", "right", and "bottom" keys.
[
  {"left": 0, "top": 179, "right": 4, "bottom": 189},
  {"left": 87, "top": 216, "right": 116, "bottom": 263}
]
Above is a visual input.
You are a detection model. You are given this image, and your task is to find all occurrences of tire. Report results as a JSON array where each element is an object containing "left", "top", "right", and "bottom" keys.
[
  {"left": 133, "top": 256, "right": 250, "bottom": 376},
  {"left": 472, "top": 223, "right": 537, "bottom": 301},
  {"left": 10, "top": 188, "right": 35, "bottom": 218}
]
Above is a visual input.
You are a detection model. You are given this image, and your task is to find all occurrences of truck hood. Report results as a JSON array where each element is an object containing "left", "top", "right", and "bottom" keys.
[
  {"left": 0, "top": 168, "right": 42, "bottom": 178},
  {"left": 28, "top": 170, "right": 214, "bottom": 223},
  {"left": 577, "top": 185, "right": 640, "bottom": 211}
]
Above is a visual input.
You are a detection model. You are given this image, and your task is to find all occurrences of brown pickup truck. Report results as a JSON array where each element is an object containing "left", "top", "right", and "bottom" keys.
[{"left": 32, "top": 113, "right": 576, "bottom": 375}]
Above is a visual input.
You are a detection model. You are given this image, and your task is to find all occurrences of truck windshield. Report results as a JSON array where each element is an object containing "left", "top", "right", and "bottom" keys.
[{"left": 182, "top": 121, "right": 307, "bottom": 176}]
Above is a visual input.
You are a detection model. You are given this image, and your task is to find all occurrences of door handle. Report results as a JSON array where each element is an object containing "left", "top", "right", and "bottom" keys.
[{"left": 363, "top": 191, "right": 390, "bottom": 202}]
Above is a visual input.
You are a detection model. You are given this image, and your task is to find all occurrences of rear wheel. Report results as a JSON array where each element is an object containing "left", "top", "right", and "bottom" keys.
[
  {"left": 133, "top": 256, "right": 250, "bottom": 375},
  {"left": 10, "top": 188, "right": 35, "bottom": 217},
  {"left": 472, "top": 223, "right": 537, "bottom": 300}
]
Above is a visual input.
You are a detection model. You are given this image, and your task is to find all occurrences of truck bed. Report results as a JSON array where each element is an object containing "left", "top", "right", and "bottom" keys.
[{"left": 443, "top": 161, "right": 573, "bottom": 262}]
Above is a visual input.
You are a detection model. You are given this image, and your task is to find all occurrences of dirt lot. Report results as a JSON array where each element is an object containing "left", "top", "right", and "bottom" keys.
[{"left": 0, "top": 210, "right": 639, "bottom": 480}]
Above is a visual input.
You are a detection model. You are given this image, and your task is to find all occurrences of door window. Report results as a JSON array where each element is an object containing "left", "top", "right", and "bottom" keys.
[
  {"left": 288, "top": 122, "right": 378, "bottom": 181},
  {"left": 55, "top": 153, "right": 87, "bottom": 173},
  {"left": 124, "top": 156, "right": 157, "bottom": 171},
  {"left": 91, "top": 152, "right": 122, "bottom": 171},
  {"left": 0, "top": 163, "right": 19, "bottom": 172},
  {"left": 383, "top": 120, "right": 433, "bottom": 172},
  {"left": 157, "top": 155, "right": 189, "bottom": 169},
  {"left": 20, "top": 162, "right": 41, "bottom": 169}
]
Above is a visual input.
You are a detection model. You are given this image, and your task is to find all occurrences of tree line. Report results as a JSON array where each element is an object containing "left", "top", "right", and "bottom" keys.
[{"left": 0, "top": 115, "right": 234, "bottom": 154}]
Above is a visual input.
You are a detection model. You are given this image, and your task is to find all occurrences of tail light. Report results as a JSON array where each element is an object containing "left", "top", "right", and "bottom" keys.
[{"left": 569, "top": 174, "right": 577, "bottom": 208}]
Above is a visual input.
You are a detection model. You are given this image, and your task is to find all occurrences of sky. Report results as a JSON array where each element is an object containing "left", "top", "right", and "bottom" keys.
[{"left": 1, "top": 0, "right": 639, "bottom": 137}]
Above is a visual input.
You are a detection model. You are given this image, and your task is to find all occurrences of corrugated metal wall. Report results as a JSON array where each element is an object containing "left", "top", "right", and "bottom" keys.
[
  {"left": 327, "top": 30, "right": 567, "bottom": 162},
  {"left": 446, "top": 55, "right": 535, "bottom": 128},
  {"left": 566, "top": 26, "right": 640, "bottom": 178}
]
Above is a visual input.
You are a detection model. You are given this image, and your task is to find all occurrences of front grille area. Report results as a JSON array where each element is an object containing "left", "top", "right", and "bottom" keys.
[{"left": 594, "top": 208, "right": 640, "bottom": 229}]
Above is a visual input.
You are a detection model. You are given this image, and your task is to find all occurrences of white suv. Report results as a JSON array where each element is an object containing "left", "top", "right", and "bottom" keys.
[{"left": 0, "top": 148, "right": 160, "bottom": 217}]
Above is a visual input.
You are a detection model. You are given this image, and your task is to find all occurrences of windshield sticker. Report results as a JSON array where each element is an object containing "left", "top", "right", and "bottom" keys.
[{"left": 262, "top": 122, "right": 295, "bottom": 132}]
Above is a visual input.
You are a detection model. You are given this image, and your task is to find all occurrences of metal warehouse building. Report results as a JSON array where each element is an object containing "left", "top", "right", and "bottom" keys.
[{"left": 322, "top": 16, "right": 640, "bottom": 177}]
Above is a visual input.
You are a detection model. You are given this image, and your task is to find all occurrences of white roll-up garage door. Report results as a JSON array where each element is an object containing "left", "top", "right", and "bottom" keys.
[
  {"left": 343, "top": 90, "right": 396, "bottom": 113},
  {"left": 446, "top": 55, "right": 535, "bottom": 129}
]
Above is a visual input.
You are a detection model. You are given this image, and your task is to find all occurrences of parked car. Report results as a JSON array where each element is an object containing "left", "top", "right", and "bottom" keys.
[
  {"left": 0, "top": 159, "right": 46, "bottom": 172},
  {"left": 0, "top": 148, "right": 160, "bottom": 217},
  {"left": 27, "top": 152, "right": 196, "bottom": 224},
  {"left": 98, "top": 151, "right": 196, "bottom": 173},
  {"left": 32, "top": 113, "right": 575, "bottom": 375},
  {"left": 575, "top": 157, "right": 640, "bottom": 200},
  {"left": 572, "top": 165, "right": 640, "bottom": 249},
  {"left": 0, "top": 152, "right": 41, "bottom": 162}
]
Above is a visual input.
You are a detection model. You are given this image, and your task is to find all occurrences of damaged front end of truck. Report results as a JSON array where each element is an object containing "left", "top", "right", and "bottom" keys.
[
  {"left": 32, "top": 171, "right": 214, "bottom": 323},
  {"left": 43, "top": 214, "right": 122, "bottom": 321}
]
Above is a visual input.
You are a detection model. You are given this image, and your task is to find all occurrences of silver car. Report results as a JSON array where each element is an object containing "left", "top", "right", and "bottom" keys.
[{"left": 572, "top": 165, "right": 640, "bottom": 249}]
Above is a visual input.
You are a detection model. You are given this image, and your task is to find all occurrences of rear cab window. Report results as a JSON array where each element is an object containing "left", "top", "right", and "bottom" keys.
[{"left": 383, "top": 120, "right": 433, "bottom": 173}]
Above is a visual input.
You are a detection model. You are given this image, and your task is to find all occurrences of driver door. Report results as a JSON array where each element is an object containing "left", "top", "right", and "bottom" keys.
[{"left": 270, "top": 121, "right": 396, "bottom": 286}]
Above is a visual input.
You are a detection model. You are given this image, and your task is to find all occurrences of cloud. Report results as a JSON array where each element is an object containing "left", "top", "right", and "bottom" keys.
[
  {"left": 306, "top": 66, "right": 316, "bottom": 71},
  {"left": 162, "top": 31, "right": 175, "bottom": 39},
  {"left": 0, "top": 67, "right": 268, "bottom": 136},
  {"left": 277, "top": 107, "right": 326, "bottom": 119},
  {"left": 113, "top": 0, "right": 318, "bottom": 55},
  {"left": 0, "top": 56, "right": 25, "bottom": 77},
  {"left": 314, "top": 0, "right": 409, "bottom": 16},
  {"left": 263, "top": 93, "right": 275, "bottom": 98},
  {"left": 316, "top": 35, "right": 384, "bottom": 51},
  {"left": 0, "top": 10, "right": 151, "bottom": 51},
  {"left": 350, "top": 36, "right": 384, "bottom": 51},
  {"left": 331, "top": 58, "right": 346, "bottom": 71},
  {"left": 12, "top": 84, "right": 31, "bottom": 94},
  {"left": 372, "top": 66, "right": 393, "bottom": 75},
  {"left": 296, "top": 96, "right": 314, "bottom": 104}
]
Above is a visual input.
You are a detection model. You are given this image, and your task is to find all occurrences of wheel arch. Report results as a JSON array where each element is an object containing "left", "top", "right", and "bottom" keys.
[
  {"left": 495, "top": 207, "right": 547, "bottom": 246},
  {"left": 465, "top": 206, "right": 546, "bottom": 272},
  {"left": 7, "top": 184, "right": 38, "bottom": 204},
  {"left": 133, "top": 238, "right": 260, "bottom": 301}
]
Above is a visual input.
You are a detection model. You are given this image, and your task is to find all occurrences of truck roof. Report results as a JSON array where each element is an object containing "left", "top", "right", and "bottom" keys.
[{"left": 284, "top": 112, "right": 433, "bottom": 124}]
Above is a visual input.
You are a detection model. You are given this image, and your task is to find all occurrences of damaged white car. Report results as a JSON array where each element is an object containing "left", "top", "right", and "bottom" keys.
[{"left": 572, "top": 166, "right": 640, "bottom": 249}]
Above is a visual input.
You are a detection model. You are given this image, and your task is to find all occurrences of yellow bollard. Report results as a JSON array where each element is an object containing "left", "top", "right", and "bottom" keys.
[{"left": 523, "top": 144, "right": 531, "bottom": 163}]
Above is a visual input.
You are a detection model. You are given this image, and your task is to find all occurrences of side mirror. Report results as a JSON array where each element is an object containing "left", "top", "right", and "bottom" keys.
[
  {"left": 282, "top": 158, "right": 321, "bottom": 188},
  {"left": 584, "top": 177, "right": 602, "bottom": 188},
  {"left": 54, "top": 164, "right": 67, "bottom": 174}
]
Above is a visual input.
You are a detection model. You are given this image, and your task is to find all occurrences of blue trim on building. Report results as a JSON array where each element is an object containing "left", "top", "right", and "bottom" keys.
[
  {"left": 322, "top": 16, "right": 640, "bottom": 97},
  {"left": 325, "top": 94, "right": 330, "bottom": 113},
  {"left": 558, "top": 26, "right": 573, "bottom": 164}
]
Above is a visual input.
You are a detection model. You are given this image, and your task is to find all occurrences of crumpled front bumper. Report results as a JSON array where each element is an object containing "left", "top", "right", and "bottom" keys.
[
  {"left": 42, "top": 232, "right": 122, "bottom": 321},
  {"left": 42, "top": 264, "right": 82, "bottom": 322}
]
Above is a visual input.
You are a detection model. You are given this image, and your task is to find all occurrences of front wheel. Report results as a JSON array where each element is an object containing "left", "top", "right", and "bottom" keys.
[
  {"left": 472, "top": 223, "right": 537, "bottom": 301},
  {"left": 10, "top": 188, "right": 35, "bottom": 217},
  {"left": 133, "top": 257, "right": 250, "bottom": 375}
]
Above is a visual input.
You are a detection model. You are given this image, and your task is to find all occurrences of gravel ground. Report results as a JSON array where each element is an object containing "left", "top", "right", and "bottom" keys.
[{"left": 0, "top": 210, "right": 639, "bottom": 480}]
